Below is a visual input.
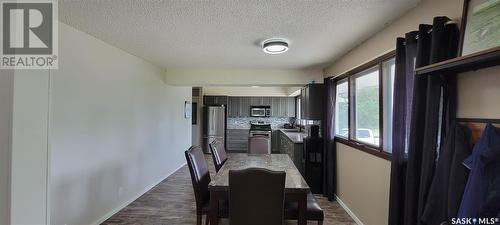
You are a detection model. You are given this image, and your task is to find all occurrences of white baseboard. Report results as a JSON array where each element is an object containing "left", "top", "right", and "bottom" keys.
[
  {"left": 90, "top": 162, "right": 187, "bottom": 225},
  {"left": 335, "top": 194, "right": 364, "bottom": 225}
]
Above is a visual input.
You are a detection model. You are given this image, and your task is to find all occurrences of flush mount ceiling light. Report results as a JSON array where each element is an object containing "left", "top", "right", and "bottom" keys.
[{"left": 262, "top": 39, "right": 289, "bottom": 54}]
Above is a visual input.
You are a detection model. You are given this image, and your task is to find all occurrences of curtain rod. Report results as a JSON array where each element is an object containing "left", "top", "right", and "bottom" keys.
[{"left": 402, "top": 20, "right": 460, "bottom": 43}]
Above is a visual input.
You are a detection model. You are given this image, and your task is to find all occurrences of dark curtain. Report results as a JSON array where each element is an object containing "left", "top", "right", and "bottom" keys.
[
  {"left": 421, "top": 123, "right": 472, "bottom": 224},
  {"left": 389, "top": 16, "right": 459, "bottom": 225},
  {"left": 323, "top": 77, "right": 337, "bottom": 201},
  {"left": 389, "top": 31, "right": 417, "bottom": 225}
]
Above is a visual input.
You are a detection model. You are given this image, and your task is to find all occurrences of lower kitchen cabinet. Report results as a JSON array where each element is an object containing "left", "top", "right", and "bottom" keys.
[
  {"left": 279, "top": 131, "right": 304, "bottom": 175},
  {"left": 272, "top": 130, "right": 280, "bottom": 153},
  {"left": 226, "top": 129, "right": 249, "bottom": 152}
]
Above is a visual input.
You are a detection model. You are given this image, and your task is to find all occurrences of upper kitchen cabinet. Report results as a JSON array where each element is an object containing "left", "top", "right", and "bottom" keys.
[
  {"left": 228, "top": 97, "right": 240, "bottom": 117},
  {"left": 300, "top": 84, "right": 324, "bottom": 120},
  {"left": 204, "top": 95, "right": 228, "bottom": 106},
  {"left": 270, "top": 97, "right": 282, "bottom": 117},
  {"left": 269, "top": 97, "right": 295, "bottom": 117},
  {"left": 227, "top": 96, "right": 250, "bottom": 117},
  {"left": 285, "top": 97, "right": 295, "bottom": 117},
  {"left": 261, "top": 97, "right": 272, "bottom": 106},
  {"left": 250, "top": 97, "right": 262, "bottom": 106},
  {"left": 239, "top": 97, "right": 251, "bottom": 117},
  {"left": 227, "top": 96, "right": 295, "bottom": 118}
]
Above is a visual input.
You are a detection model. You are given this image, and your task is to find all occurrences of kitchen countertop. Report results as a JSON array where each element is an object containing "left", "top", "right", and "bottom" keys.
[{"left": 279, "top": 129, "right": 308, "bottom": 144}]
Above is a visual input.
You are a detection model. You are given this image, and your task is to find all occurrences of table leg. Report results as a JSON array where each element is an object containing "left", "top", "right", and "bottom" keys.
[
  {"left": 209, "top": 190, "right": 220, "bottom": 225},
  {"left": 298, "top": 193, "right": 307, "bottom": 225}
]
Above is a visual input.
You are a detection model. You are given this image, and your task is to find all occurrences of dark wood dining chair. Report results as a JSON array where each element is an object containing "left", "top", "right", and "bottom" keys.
[
  {"left": 209, "top": 140, "right": 228, "bottom": 172},
  {"left": 229, "top": 168, "right": 286, "bottom": 225},
  {"left": 284, "top": 193, "right": 324, "bottom": 225},
  {"left": 185, "top": 146, "right": 227, "bottom": 225},
  {"left": 248, "top": 136, "right": 271, "bottom": 154}
]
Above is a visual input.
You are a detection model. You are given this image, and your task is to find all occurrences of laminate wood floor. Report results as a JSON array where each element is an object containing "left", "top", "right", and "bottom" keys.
[{"left": 102, "top": 154, "right": 356, "bottom": 225}]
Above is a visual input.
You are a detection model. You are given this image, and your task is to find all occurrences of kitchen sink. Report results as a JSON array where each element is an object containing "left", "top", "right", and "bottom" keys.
[{"left": 281, "top": 129, "right": 303, "bottom": 133}]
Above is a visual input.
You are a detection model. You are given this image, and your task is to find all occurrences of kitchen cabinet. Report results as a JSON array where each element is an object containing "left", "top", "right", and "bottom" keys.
[
  {"left": 271, "top": 130, "right": 280, "bottom": 153},
  {"left": 226, "top": 129, "right": 249, "bottom": 152},
  {"left": 262, "top": 97, "right": 271, "bottom": 106},
  {"left": 271, "top": 97, "right": 282, "bottom": 117},
  {"left": 228, "top": 97, "right": 240, "bottom": 117},
  {"left": 250, "top": 97, "right": 261, "bottom": 106},
  {"left": 273, "top": 97, "right": 295, "bottom": 117},
  {"left": 227, "top": 96, "right": 295, "bottom": 118},
  {"left": 300, "top": 84, "right": 324, "bottom": 120},
  {"left": 204, "top": 95, "right": 228, "bottom": 106},
  {"left": 285, "top": 97, "right": 295, "bottom": 117},
  {"left": 239, "top": 97, "right": 250, "bottom": 117},
  {"left": 279, "top": 130, "right": 304, "bottom": 175}
]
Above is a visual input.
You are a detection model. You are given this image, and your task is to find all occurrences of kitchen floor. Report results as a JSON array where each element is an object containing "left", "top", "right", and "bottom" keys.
[{"left": 102, "top": 154, "right": 356, "bottom": 225}]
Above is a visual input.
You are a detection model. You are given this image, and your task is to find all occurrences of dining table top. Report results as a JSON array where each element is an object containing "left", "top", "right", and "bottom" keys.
[{"left": 208, "top": 153, "right": 310, "bottom": 193}]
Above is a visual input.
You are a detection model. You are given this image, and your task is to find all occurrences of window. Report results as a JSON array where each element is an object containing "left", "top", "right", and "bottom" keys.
[
  {"left": 335, "top": 80, "right": 349, "bottom": 138},
  {"left": 382, "top": 58, "right": 395, "bottom": 153},
  {"left": 296, "top": 97, "right": 301, "bottom": 121},
  {"left": 352, "top": 66, "right": 380, "bottom": 146},
  {"left": 331, "top": 51, "right": 395, "bottom": 159}
]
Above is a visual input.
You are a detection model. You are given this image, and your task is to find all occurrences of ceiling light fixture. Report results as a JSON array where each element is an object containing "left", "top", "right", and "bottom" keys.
[{"left": 262, "top": 39, "right": 289, "bottom": 54}]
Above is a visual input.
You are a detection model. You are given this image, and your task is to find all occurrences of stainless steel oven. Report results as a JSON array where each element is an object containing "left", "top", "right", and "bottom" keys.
[
  {"left": 250, "top": 106, "right": 271, "bottom": 117},
  {"left": 249, "top": 122, "right": 272, "bottom": 153}
]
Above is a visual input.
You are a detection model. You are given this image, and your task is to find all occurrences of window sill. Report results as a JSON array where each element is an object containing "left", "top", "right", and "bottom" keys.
[{"left": 334, "top": 137, "right": 392, "bottom": 161}]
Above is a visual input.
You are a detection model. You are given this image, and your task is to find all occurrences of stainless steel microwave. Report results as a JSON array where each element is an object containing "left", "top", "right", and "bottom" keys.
[{"left": 250, "top": 106, "right": 271, "bottom": 117}]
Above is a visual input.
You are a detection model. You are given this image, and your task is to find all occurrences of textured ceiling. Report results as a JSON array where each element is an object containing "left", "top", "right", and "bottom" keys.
[{"left": 59, "top": 0, "right": 420, "bottom": 69}]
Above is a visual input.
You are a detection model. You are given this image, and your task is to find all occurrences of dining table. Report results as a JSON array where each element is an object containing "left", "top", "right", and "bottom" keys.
[{"left": 208, "top": 153, "right": 310, "bottom": 225}]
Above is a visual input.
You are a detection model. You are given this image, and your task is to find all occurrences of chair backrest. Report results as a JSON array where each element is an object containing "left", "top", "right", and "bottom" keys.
[
  {"left": 185, "top": 146, "right": 211, "bottom": 213},
  {"left": 248, "top": 136, "right": 271, "bottom": 154},
  {"left": 229, "top": 168, "right": 285, "bottom": 225},
  {"left": 209, "top": 140, "right": 228, "bottom": 172}
]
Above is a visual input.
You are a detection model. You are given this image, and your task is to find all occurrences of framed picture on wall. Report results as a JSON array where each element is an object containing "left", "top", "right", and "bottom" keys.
[
  {"left": 185, "top": 101, "right": 192, "bottom": 119},
  {"left": 459, "top": 0, "right": 500, "bottom": 56}
]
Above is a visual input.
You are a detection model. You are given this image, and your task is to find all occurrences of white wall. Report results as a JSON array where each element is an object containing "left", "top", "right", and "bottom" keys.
[
  {"left": 10, "top": 70, "right": 50, "bottom": 225},
  {"left": 47, "top": 23, "right": 191, "bottom": 225},
  {"left": 0, "top": 70, "right": 14, "bottom": 225},
  {"left": 6, "top": 22, "right": 192, "bottom": 225}
]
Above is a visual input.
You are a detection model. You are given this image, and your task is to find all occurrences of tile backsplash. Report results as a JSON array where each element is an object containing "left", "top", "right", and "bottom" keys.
[{"left": 227, "top": 117, "right": 292, "bottom": 129}]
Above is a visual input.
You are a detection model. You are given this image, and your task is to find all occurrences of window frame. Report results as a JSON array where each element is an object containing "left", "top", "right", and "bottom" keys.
[{"left": 331, "top": 51, "right": 395, "bottom": 160}]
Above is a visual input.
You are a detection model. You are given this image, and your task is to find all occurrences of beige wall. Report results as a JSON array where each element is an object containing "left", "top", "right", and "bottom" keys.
[
  {"left": 165, "top": 68, "right": 323, "bottom": 86},
  {"left": 324, "top": 0, "right": 468, "bottom": 225},
  {"left": 336, "top": 143, "right": 391, "bottom": 225},
  {"left": 203, "top": 86, "right": 302, "bottom": 96},
  {"left": 457, "top": 66, "right": 500, "bottom": 118},
  {"left": 324, "top": 0, "right": 463, "bottom": 77}
]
